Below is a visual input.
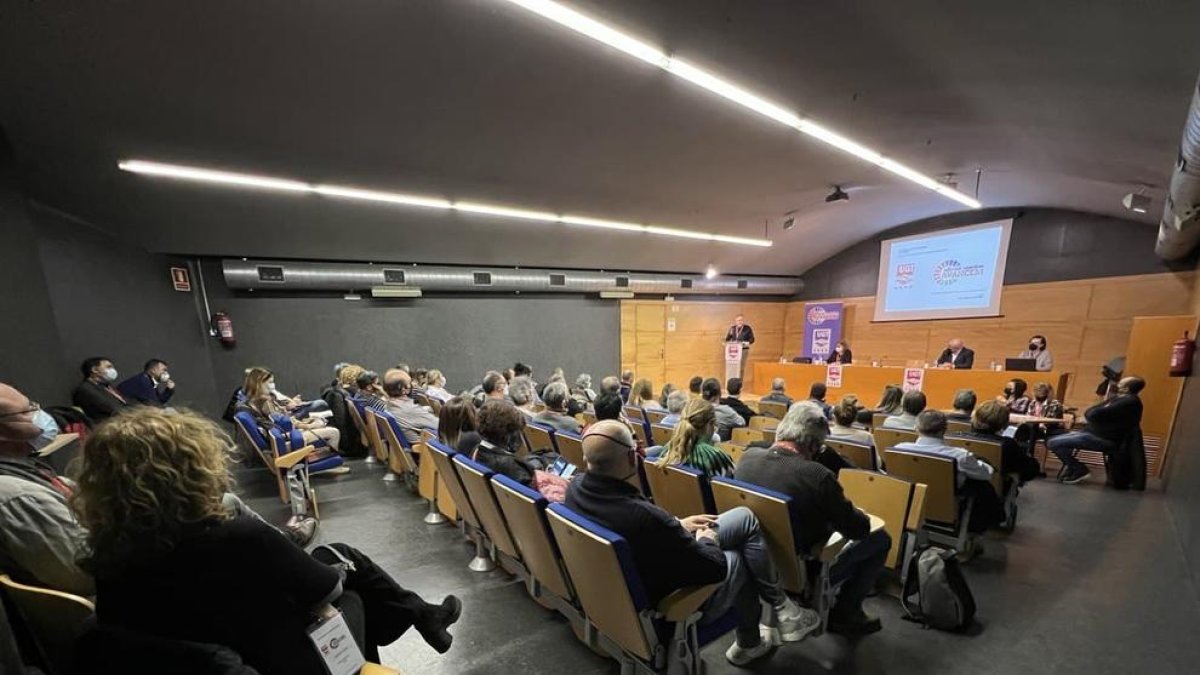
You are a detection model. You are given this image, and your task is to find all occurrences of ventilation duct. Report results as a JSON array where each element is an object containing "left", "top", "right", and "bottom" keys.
[
  {"left": 1155, "top": 75, "right": 1200, "bottom": 260},
  {"left": 221, "top": 259, "right": 803, "bottom": 296}
]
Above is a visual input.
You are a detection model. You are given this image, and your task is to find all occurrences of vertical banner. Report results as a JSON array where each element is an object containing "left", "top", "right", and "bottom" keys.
[
  {"left": 802, "top": 302, "right": 844, "bottom": 360},
  {"left": 825, "top": 363, "right": 843, "bottom": 388},
  {"left": 724, "top": 342, "right": 743, "bottom": 382},
  {"left": 902, "top": 367, "right": 925, "bottom": 392}
]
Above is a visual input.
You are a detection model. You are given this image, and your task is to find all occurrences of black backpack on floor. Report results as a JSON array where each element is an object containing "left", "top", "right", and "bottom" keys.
[{"left": 901, "top": 546, "right": 976, "bottom": 632}]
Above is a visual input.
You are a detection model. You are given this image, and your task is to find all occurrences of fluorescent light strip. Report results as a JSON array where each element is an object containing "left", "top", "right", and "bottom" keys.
[
  {"left": 118, "top": 159, "right": 772, "bottom": 247},
  {"left": 497, "top": 0, "right": 983, "bottom": 210}
]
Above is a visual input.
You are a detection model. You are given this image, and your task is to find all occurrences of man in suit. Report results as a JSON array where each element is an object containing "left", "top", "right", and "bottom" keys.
[
  {"left": 936, "top": 338, "right": 975, "bottom": 370},
  {"left": 116, "top": 358, "right": 176, "bottom": 407},
  {"left": 724, "top": 315, "right": 756, "bottom": 378},
  {"left": 71, "top": 357, "right": 131, "bottom": 421}
]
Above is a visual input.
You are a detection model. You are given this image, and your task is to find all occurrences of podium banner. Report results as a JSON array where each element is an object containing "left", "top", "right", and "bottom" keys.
[
  {"left": 724, "top": 342, "right": 744, "bottom": 381},
  {"left": 902, "top": 367, "right": 925, "bottom": 392},
  {"left": 826, "top": 363, "right": 843, "bottom": 388},
  {"left": 802, "top": 302, "right": 844, "bottom": 361}
]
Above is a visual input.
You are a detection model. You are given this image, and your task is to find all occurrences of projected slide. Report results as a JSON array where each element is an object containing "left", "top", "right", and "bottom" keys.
[{"left": 873, "top": 220, "right": 1012, "bottom": 322}]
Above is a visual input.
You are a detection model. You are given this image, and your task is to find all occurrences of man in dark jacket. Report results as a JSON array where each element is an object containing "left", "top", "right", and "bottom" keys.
[
  {"left": 567, "top": 421, "right": 819, "bottom": 666},
  {"left": 116, "top": 359, "right": 176, "bottom": 407},
  {"left": 720, "top": 378, "right": 757, "bottom": 422},
  {"left": 735, "top": 402, "right": 890, "bottom": 636},
  {"left": 72, "top": 356, "right": 131, "bottom": 421},
  {"left": 1048, "top": 376, "right": 1145, "bottom": 485}
]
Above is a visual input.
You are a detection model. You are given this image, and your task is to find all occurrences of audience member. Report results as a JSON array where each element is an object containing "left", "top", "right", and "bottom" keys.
[
  {"left": 1048, "top": 376, "right": 1145, "bottom": 485},
  {"left": 626, "top": 378, "right": 655, "bottom": 409},
  {"left": 241, "top": 367, "right": 342, "bottom": 454},
  {"left": 573, "top": 373, "right": 597, "bottom": 403},
  {"left": 482, "top": 371, "right": 509, "bottom": 402},
  {"left": 1000, "top": 378, "right": 1030, "bottom": 414},
  {"left": 395, "top": 363, "right": 411, "bottom": 374},
  {"left": 116, "top": 358, "right": 176, "bottom": 407},
  {"left": 410, "top": 368, "right": 429, "bottom": 399},
  {"left": 437, "top": 395, "right": 479, "bottom": 451},
  {"left": 874, "top": 385, "right": 903, "bottom": 416},
  {"left": 881, "top": 390, "right": 925, "bottom": 431},
  {"left": 1018, "top": 334, "right": 1054, "bottom": 372},
  {"left": 568, "top": 420, "right": 818, "bottom": 665},
  {"left": 321, "top": 364, "right": 369, "bottom": 459},
  {"left": 829, "top": 340, "right": 853, "bottom": 364},
  {"left": 702, "top": 378, "right": 745, "bottom": 440},
  {"left": 383, "top": 369, "right": 440, "bottom": 444},
  {"left": 948, "top": 389, "right": 977, "bottom": 422},
  {"left": 807, "top": 382, "right": 832, "bottom": 419},
  {"left": 955, "top": 401, "right": 1041, "bottom": 483},
  {"left": 619, "top": 370, "right": 635, "bottom": 401},
  {"left": 688, "top": 376, "right": 703, "bottom": 399},
  {"left": 508, "top": 376, "right": 539, "bottom": 420},
  {"left": 936, "top": 338, "right": 975, "bottom": 369},
  {"left": 467, "top": 400, "right": 569, "bottom": 502},
  {"left": 502, "top": 368, "right": 515, "bottom": 383},
  {"left": 72, "top": 356, "right": 131, "bottom": 421},
  {"left": 534, "top": 382, "right": 582, "bottom": 434},
  {"left": 830, "top": 396, "right": 874, "bottom": 448},
  {"left": 735, "top": 402, "right": 890, "bottom": 635},
  {"left": 1019, "top": 381, "right": 1065, "bottom": 455},
  {"left": 660, "top": 389, "right": 690, "bottom": 427},
  {"left": 354, "top": 370, "right": 390, "bottom": 412},
  {"left": 720, "top": 378, "right": 757, "bottom": 422},
  {"left": 894, "top": 410, "right": 1003, "bottom": 544},
  {"left": 761, "top": 378, "right": 793, "bottom": 407},
  {"left": 655, "top": 399, "right": 735, "bottom": 478},
  {"left": 599, "top": 376, "right": 621, "bottom": 396},
  {"left": 593, "top": 391, "right": 625, "bottom": 423},
  {"left": 652, "top": 383, "right": 676, "bottom": 412},
  {"left": 424, "top": 369, "right": 454, "bottom": 403},
  {"left": 72, "top": 407, "right": 462, "bottom": 672}
]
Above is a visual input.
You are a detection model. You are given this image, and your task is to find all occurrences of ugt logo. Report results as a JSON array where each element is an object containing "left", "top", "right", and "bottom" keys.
[{"left": 895, "top": 263, "right": 915, "bottom": 288}]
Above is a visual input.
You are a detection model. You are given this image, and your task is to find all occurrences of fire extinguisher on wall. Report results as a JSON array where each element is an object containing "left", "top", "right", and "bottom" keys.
[
  {"left": 1170, "top": 331, "right": 1195, "bottom": 377},
  {"left": 211, "top": 311, "right": 237, "bottom": 349}
]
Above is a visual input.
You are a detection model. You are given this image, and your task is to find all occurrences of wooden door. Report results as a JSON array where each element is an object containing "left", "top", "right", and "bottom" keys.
[{"left": 634, "top": 303, "right": 666, "bottom": 388}]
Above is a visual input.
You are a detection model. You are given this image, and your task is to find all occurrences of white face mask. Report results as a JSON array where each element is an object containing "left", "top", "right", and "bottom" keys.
[
  {"left": 102, "top": 367, "right": 118, "bottom": 383},
  {"left": 267, "top": 382, "right": 277, "bottom": 393},
  {"left": 159, "top": 371, "right": 171, "bottom": 383},
  {"left": 28, "top": 409, "right": 60, "bottom": 452}
]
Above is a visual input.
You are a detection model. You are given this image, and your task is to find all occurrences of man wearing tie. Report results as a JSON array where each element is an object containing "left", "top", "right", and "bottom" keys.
[
  {"left": 936, "top": 338, "right": 975, "bottom": 370},
  {"left": 724, "top": 315, "right": 756, "bottom": 378}
]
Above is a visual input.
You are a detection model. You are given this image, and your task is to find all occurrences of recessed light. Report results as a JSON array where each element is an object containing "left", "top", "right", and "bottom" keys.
[{"left": 705, "top": 264, "right": 718, "bottom": 279}]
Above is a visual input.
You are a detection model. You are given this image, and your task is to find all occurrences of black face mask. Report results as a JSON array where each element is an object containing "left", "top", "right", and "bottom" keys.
[
  {"left": 1035, "top": 395, "right": 1047, "bottom": 402},
  {"left": 1004, "top": 387, "right": 1014, "bottom": 397},
  {"left": 1028, "top": 343, "right": 1039, "bottom": 351}
]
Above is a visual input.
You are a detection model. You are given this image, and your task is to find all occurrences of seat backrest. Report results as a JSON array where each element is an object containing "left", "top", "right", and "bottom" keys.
[
  {"left": 872, "top": 428, "right": 917, "bottom": 454},
  {"left": 650, "top": 424, "right": 673, "bottom": 447},
  {"left": 555, "top": 431, "right": 585, "bottom": 468},
  {"left": 645, "top": 409, "right": 668, "bottom": 424},
  {"left": 944, "top": 436, "right": 1004, "bottom": 493},
  {"left": 345, "top": 397, "right": 370, "bottom": 445},
  {"left": 525, "top": 423, "right": 557, "bottom": 455},
  {"left": 581, "top": 410, "right": 598, "bottom": 427},
  {"left": 717, "top": 442, "right": 744, "bottom": 465},
  {"left": 628, "top": 421, "right": 648, "bottom": 446},
  {"left": 492, "top": 474, "right": 575, "bottom": 602},
  {"left": 871, "top": 412, "right": 889, "bottom": 430},
  {"left": 233, "top": 411, "right": 268, "bottom": 450},
  {"left": 709, "top": 477, "right": 804, "bottom": 593},
  {"left": 641, "top": 461, "right": 713, "bottom": 517},
  {"left": 838, "top": 470, "right": 914, "bottom": 568},
  {"left": 758, "top": 400, "right": 788, "bottom": 420},
  {"left": 732, "top": 427, "right": 764, "bottom": 445},
  {"left": 362, "top": 408, "right": 389, "bottom": 463},
  {"left": 378, "top": 412, "right": 419, "bottom": 474},
  {"left": 0, "top": 574, "right": 94, "bottom": 675},
  {"left": 426, "top": 439, "right": 481, "bottom": 530},
  {"left": 826, "top": 439, "right": 876, "bottom": 471},
  {"left": 748, "top": 416, "right": 777, "bottom": 431},
  {"left": 623, "top": 406, "right": 646, "bottom": 422},
  {"left": 882, "top": 450, "right": 959, "bottom": 525},
  {"left": 946, "top": 420, "right": 972, "bottom": 435},
  {"left": 452, "top": 454, "right": 520, "bottom": 560},
  {"left": 545, "top": 504, "right": 654, "bottom": 661}
]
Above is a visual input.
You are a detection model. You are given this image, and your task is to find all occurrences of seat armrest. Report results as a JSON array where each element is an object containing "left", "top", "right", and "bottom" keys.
[
  {"left": 657, "top": 584, "right": 719, "bottom": 622},
  {"left": 816, "top": 514, "right": 885, "bottom": 562},
  {"left": 275, "top": 445, "right": 315, "bottom": 469}
]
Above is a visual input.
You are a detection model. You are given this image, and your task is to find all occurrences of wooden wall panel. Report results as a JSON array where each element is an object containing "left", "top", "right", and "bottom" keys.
[{"left": 1125, "top": 315, "right": 1199, "bottom": 475}]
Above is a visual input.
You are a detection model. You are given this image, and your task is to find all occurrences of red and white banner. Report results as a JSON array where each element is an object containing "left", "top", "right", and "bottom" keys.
[
  {"left": 902, "top": 367, "right": 925, "bottom": 392},
  {"left": 826, "top": 363, "right": 843, "bottom": 388}
]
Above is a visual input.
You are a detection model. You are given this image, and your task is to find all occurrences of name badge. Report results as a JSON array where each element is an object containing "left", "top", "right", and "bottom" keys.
[{"left": 307, "top": 612, "right": 366, "bottom": 675}]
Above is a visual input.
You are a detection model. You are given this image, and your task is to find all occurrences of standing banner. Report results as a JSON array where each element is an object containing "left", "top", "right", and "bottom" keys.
[
  {"left": 826, "top": 363, "right": 843, "bottom": 388},
  {"left": 802, "top": 302, "right": 844, "bottom": 361},
  {"left": 724, "top": 342, "right": 744, "bottom": 382},
  {"left": 902, "top": 367, "right": 925, "bottom": 392}
]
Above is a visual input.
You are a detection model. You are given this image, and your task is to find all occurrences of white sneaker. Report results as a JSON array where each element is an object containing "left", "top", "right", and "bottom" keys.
[
  {"left": 775, "top": 599, "right": 822, "bottom": 642},
  {"left": 725, "top": 638, "right": 774, "bottom": 666}
]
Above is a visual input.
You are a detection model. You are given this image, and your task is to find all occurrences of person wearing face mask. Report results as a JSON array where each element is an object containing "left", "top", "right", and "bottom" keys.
[
  {"left": 1018, "top": 335, "right": 1054, "bottom": 372},
  {"left": 116, "top": 358, "right": 176, "bottom": 407},
  {"left": 0, "top": 381, "right": 94, "bottom": 595},
  {"left": 999, "top": 378, "right": 1031, "bottom": 414},
  {"left": 72, "top": 356, "right": 132, "bottom": 421},
  {"left": 828, "top": 340, "right": 853, "bottom": 365},
  {"left": 1048, "top": 376, "right": 1145, "bottom": 485},
  {"left": 462, "top": 399, "right": 568, "bottom": 502}
]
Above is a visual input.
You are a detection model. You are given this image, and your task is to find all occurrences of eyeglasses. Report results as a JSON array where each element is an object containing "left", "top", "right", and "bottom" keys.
[{"left": 0, "top": 401, "right": 40, "bottom": 418}]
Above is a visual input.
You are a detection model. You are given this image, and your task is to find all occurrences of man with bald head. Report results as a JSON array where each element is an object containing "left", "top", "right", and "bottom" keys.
[
  {"left": 0, "top": 382, "right": 94, "bottom": 595},
  {"left": 383, "top": 368, "right": 440, "bottom": 444},
  {"left": 936, "top": 338, "right": 975, "bottom": 369},
  {"left": 567, "top": 420, "right": 819, "bottom": 666}
]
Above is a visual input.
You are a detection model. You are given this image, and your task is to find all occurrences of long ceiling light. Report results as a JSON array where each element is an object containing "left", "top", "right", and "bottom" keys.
[
  {"left": 117, "top": 159, "right": 772, "bottom": 247},
  {"left": 498, "top": 0, "right": 983, "bottom": 209}
]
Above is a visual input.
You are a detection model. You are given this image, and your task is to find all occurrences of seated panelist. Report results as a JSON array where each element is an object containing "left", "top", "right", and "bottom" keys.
[{"left": 935, "top": 339, "right": 975, "bottom": 370}]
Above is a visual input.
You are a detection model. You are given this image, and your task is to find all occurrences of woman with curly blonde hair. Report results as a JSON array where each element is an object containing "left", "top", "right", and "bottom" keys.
[
  {"left": 72, "top": 407, "right": 461, "bottom": 674},
  {"left": 657, "top": 398, "right": 735, "bottom": 478}
]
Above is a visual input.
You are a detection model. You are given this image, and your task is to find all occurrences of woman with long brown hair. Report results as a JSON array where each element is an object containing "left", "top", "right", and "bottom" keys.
[
  {"left": 72, "top": 407, "right": 461, "bottom": 673},
  {"left": 438, "top": 394, "right": 479, "bottom": 451},
  {"left": 657, "top": 398, "right": 735, "bottom": 478},
  {"left": 242, "top": 366, "right": 342, "bottom": 453}
]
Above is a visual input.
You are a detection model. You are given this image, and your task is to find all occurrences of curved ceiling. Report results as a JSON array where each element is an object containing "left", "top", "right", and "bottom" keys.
[{"left": 1, "top": 0, "right": 1197, "bottom": 276}]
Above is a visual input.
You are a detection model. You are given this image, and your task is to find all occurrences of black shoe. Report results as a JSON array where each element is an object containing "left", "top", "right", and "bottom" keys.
[
  {"left": 283, "top": 516, "right": 318, "bottom": 548},
  {"left": 1061, "top": 466, "right": 1091, "bottom": 485},
  {"left": 417, "top": 596, "right": 462, "bottom": 654},
  {"left": 827, "top": 609, "right": 882, "bottom": 636}
]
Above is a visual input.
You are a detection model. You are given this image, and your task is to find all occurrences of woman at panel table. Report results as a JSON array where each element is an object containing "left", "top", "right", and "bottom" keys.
[
  {"left": 827, "top": 340, "right": 853, "bottom": 364},
  {"left": 1018, "top": 334, "right": 1054, "bottom": 371}
]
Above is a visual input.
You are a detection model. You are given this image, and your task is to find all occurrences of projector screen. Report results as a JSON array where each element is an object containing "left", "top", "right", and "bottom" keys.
[{"left": 873, "top": 219, "right": 1012, "bottom": 322}]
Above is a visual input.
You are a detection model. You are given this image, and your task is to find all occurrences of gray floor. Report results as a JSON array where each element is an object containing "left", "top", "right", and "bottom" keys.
[{"left": 236, "top": 459, "right": 1200, "bottom": 674}]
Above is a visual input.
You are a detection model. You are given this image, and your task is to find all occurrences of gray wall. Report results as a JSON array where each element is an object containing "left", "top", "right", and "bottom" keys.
[
  {"left": 1166, "top": 374, "right": 1200, "bottom": 593},
  {"left": 798, "top": 208, "right": 1198, "bottom": 300},
  {"left": 200, "top": 260, "right": 620, "bottom": 407}
]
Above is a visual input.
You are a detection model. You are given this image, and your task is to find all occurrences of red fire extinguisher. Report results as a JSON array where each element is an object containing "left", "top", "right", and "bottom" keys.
[
  {"left": 211, "top": 311, "right": 237, "bottom": 348},
  {"left": 1170, "top": 331, "right": 1195, "bottom": 377}
]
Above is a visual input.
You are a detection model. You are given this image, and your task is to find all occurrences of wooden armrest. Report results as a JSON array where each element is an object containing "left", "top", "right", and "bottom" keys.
[
  {"left": 275, "top": 445, "right": 315, "bottom": 469},
  {"left": 36, "top": 432, "right": 80, "bottom": 457},
  {"left": 361, "top": 664, "right": 401, "bottom": 675},
  {"left": 657, "top": 584, "right": 719, "bottom": 622},
  {"left": 817, "top": 514, "right": 885, "bottom": 562}
]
